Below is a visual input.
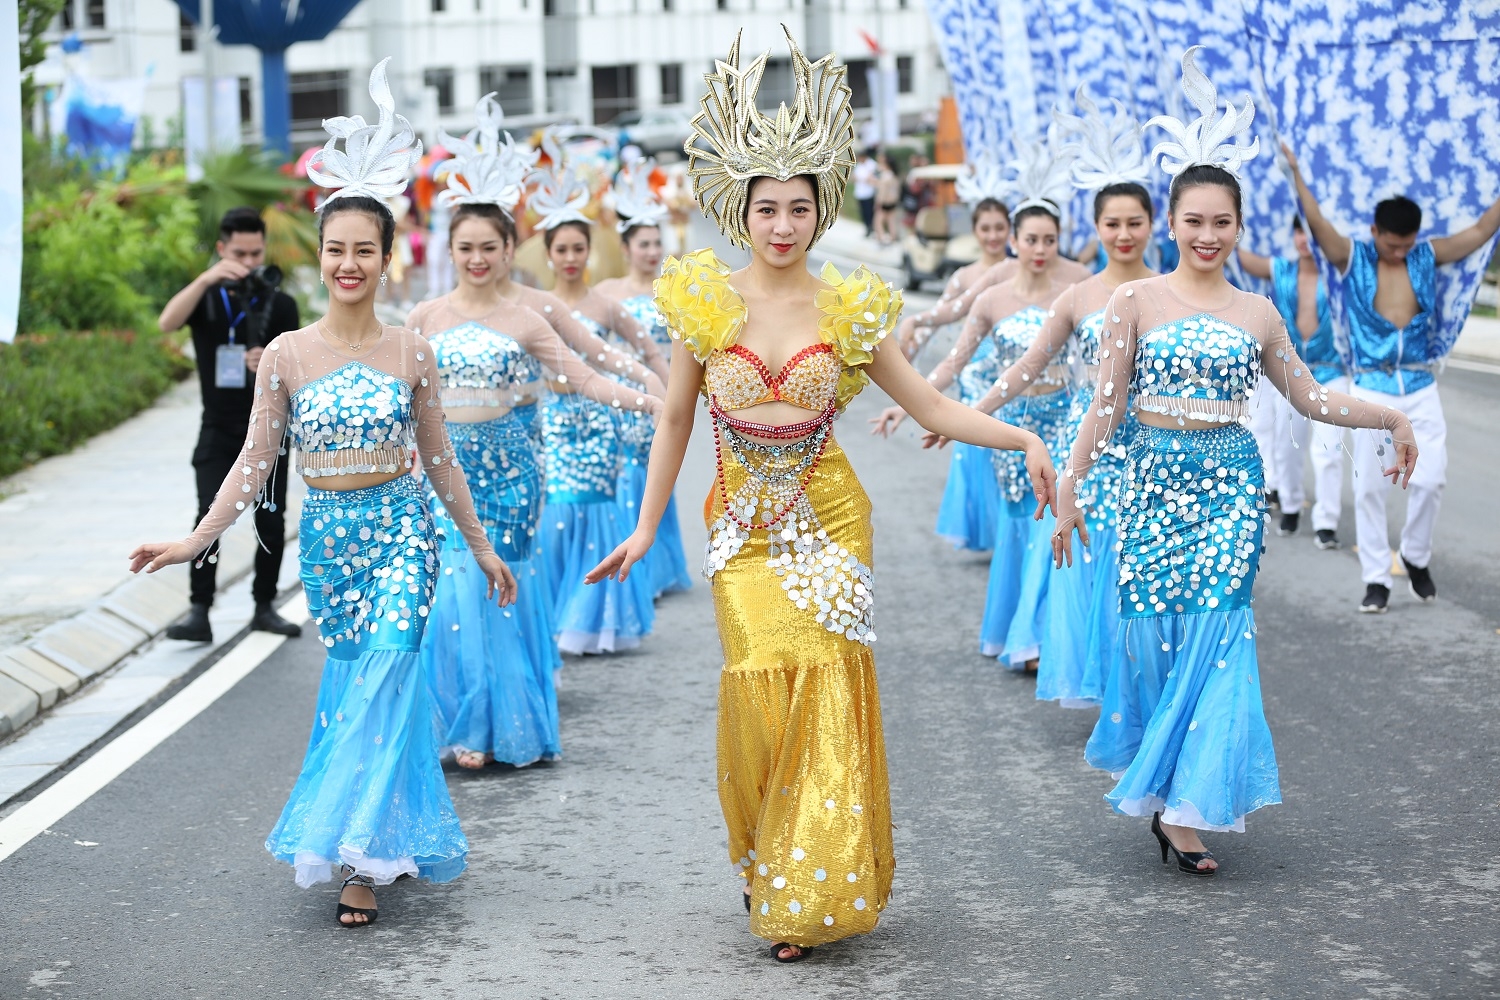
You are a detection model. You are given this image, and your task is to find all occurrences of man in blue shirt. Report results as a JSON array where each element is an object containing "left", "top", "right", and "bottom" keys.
[
  {"left": 1287, "top": 145, "right": 1500, "bottom": 613},
  {"left": 1238, "top": 217, "right": 1347, "bottom": 546}
]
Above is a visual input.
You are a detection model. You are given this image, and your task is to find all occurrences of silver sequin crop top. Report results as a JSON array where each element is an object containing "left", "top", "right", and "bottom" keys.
[
  {"left": 427, "top": 322, "right": 545, "bottom": 408},
  {"left": 1132, "top": 314, "right": 1262, "bottom": 423},
  {"left": 290, "top": 362, "right": 415, "bottom": 477}
]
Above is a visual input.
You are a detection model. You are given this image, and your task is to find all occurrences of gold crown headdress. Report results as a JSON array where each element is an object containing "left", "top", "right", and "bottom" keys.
[
  {"left": 686, "top": 25, "right": 857, "bottom": 248},
  {"left": 1148, "top": 47, "right": 1260, "bottom": 179},
  {"left": 307, "top": 58, "right": 423, "bottom": 207}
]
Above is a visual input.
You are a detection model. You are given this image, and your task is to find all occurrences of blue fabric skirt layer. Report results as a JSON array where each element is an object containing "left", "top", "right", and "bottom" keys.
[
  {"left": 1036, "top": 388, "right": 1134, "bottom": 707},
  {"left": 1084, "top": 424, "right": 1280, "bottom": 832},
  {"left": 615, "top": 419, "right": 692, "bottom": 599},
  {"left": 422, "top": 413, "right": 560, "bottom": 765},
  {"left": 268, "top": 476, "right": 467, "bottom": 887},
  {"left": 979, "top": 389, "right": 1071, "bottom": 667},
  {"left": 538, "top": 393, "right": 654, "bottom": 654},
  {"left": 935, "top": 337, "right": 1001, "bottom": 551}
]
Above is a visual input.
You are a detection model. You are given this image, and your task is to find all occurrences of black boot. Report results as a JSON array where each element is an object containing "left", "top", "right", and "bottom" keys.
[
  {"left": 166, "top": 603, "right": 213, "bottom": 643},
  {"left": 251, "top": 602, "right": 303, "bottom": 637}
]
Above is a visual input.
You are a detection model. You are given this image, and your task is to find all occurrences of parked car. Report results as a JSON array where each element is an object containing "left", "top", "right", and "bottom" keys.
[
  {"left": 615, "top": 108, "right": 696, "bottom": 158},
  {"left": 899, "top": 164, "right": 980, "bottom": 291}
]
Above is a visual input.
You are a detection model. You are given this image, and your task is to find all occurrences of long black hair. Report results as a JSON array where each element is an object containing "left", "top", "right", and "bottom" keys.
[
  {"left": 1168, "top": 164, "right": 1242, "bottom": 219},
  {"left": 319, "top": 194, "right": 397, "bottom": 255}
]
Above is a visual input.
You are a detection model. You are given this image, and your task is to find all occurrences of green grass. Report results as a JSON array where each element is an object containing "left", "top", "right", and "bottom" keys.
[
  {"left": 0, "top": 329, "right": 191, "bottom": 481},
  {"left": 1471, "top": 302, "right": 1496, "bottom": 319}
]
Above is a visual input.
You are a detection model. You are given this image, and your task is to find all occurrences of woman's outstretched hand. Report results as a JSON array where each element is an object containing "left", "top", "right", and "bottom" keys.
[
  {"left": 1051, "top": 510, "right": 1090, "bottom": 569},
  {"left": 1025, "top": 441, "right": 1059, "bottom": 519},
  {"left": 586, "top": 530, "right": 655, "bottom": 584},
  {"left": 128, "top": 541, "right": 196, "bottom": 575},
  {"left": 919, "top": 431, "right": 951, "bottom": 450},
  {"left": 477, "top": 553, "right": 518, "bottom": 607},
  {"left": 868, "top": 406, "right": 908, "bottom": 437},
  {"left": 1385, "top": 430, "right": 1419, "bottom": 489}
]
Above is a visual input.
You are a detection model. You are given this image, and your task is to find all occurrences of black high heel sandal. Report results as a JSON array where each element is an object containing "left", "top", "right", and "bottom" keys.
[
  {"left": 336, "top": 872, "right": 380, "bottom": 927},
  {"left": 1151, "top": 812, "right": 1216, "bottom": 876},
  {"left": 770, "top": 942, "right": 813, "bottom": 963}
]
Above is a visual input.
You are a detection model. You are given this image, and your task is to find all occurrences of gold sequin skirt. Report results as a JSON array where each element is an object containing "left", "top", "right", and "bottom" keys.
[{"left": 707, "top": 439, "right": 895, "bottom": 947}]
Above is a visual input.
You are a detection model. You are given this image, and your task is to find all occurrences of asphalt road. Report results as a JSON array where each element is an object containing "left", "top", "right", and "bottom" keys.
[{"left": 3, "top": 243, "right": 1498, "bottom": 997}]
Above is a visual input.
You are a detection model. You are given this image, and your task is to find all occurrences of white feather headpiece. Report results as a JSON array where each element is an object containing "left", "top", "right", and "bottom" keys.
[
  {"left": 307, "top": 58, "right": 422, "bottom": 207},
  {"left": 1053, "top": 86, "right": 1151, "bottom": 192},
  {"left": 1005, "top": 125, "right": 1073, "bottom": 217},
  {"left": 612, "top": 160, "right": 670, "bottom": 234},
  {"left": 954, "top": 153, "right": 1009, "bottom": 206},
  {"left": 529, "top": 130, "right": 593, "bottom": 231},
  {"left": 1148, "top": 47, "right": 1260, "bottom": 178},
  {"left": 436, "top": 92, "right": 537, "bottom": 215}
]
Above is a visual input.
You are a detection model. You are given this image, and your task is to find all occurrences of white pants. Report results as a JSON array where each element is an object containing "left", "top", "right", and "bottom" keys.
[
  {"left": 1350, "top": 383, "right": 1447, "bottom": 587},
  {"left": 1272, "top": 374, "right": 1349, "bottom": 530},
  {"left": 1247, "top": 385, "right": 1281, "bottom": 498}
]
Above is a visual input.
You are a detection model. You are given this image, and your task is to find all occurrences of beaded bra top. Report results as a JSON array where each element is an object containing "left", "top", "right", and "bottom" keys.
[
  {"left": 655, "top": 248, "right": 901, "bottom": 419},
  {"left": 426, "top": 321, "right": 545, "bottom": 409},
  {"left": 1132, "top": 314, "right": 1262, "bottom": 422},
  {"left": 289, "top": 363, "right": 416, "bottom": 477}
]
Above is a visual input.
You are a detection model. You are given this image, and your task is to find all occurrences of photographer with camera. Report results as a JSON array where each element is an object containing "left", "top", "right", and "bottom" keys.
[{"left": 157, "top": 207, "right": 302, "bottom": 642}]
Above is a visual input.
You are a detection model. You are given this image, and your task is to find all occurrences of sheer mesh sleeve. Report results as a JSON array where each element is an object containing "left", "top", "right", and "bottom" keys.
[
  {"left": 408, "top": 331, "right": 497, "bottom": 561},
  {"left": 1062, "top": 286, "right": 1138, "bottom": 501},
  {"left": 604, "top": 296, "right": 669, "bottom": 381},
  {"left": 179, "top": 340, "right": 291, "bottom": 556},
  {"left": 971, "top": 284, "right": 1079, "bottom": 414},
  {"left": 923, "top": 287, "right": 999, "bottom": 393},
  {"left": 522, "top": 288, "right": 667, "bottom": 396},
  {"left": 907, "top": 261, "right": 1014, "bottom": 354},
  {"left": 1255, "top": 299, "right": 1409, "bottom": 437},
  {"left": 512, "top": 310, "right": 659, "bottom": 413}
]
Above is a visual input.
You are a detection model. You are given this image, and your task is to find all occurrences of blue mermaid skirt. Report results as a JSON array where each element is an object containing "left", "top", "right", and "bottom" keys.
[
  {"left": 422, "top": 414, "right": 560, "bottom": 766},
  {"left": 935, "top": 338, "right": 1001, "bottom": 551},
  {"left": 268, "top": 477, "right": 468, "bottom": 887},
  {"left": 1036, "top": 392, "right": 1132, "bottom": 707},
  {"left": 1085, "top": 424, "right": 1281, "bottom": 832},
  {"left": 538, "top": 393, "right": 655, "bottom": 654},
  {"left": 615, "top": 413, "right": 692, "bottom": 599},
  {"left": 978, "top": 389, "right": 1071, "bottom": 667}
]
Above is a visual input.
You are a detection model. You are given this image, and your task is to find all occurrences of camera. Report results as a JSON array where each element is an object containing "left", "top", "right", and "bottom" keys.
[{"left": 233, "top": 264, "right": 283, "bottom": 295}]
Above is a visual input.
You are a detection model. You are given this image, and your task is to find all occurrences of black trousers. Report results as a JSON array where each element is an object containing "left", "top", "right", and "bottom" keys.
[
  {"left": 858, "top": 196, "right": 876, "bottom": 236},
  {"left": 190, "top": 423, "right": 290, "bottom": 607}
]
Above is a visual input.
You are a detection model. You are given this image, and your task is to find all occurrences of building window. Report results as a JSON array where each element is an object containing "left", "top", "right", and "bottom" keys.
[
  {"left": 179, "top": 11, "right": 196, "bottom": 52},
  {"left": 757, "top": 59, "right": 793, "bottom": 110},
  {"left": 479, "top": 65, "right": 534, "bottom": 116},
  {"left": 662, "top": 0, "right": 672, "bottom": 9},
  {"left": 85, "top": 0, "right": 105, "bottom": 28},
  {"left": 432, "top": 0, "right": 447, "bottom": 10},
  {"left": 716, "top": 0, "right": 727, "bottom": 8},
  {"left": 845, "top": 59, "right": 873, "bottom": 109},
  {"left": 590, "top": 64, "right": 637, "bottom": 125},
  {"left": 239, "top": 77, "right": 254, "bottom": 131},
  {"left": 896, "top": 55, "right": 914, "bottom": 94},
  {"left": 424, "top": 68, "right": 456, "bottom": 114},
  {"left": 659, "top": 63, "right": 683, "bottom": 106},
  {"left": 59, "top": 2, "right": 74, "bottom": 31},
  {"left": 290, "top": 71, "right": 348, "bottom": 133}
]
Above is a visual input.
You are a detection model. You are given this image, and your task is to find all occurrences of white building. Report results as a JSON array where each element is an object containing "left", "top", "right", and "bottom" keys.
[{"left": 36, "top": 0, "right": 948, "bottom": 151}]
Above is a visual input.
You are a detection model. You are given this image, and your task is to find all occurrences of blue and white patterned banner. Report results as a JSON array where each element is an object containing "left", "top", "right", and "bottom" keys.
[{"left": 924, "top": 0, "right": 1500, "bottom": 353}]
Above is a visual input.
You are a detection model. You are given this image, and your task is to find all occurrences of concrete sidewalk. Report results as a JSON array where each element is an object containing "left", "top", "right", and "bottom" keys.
[{"left": 0, "top": 374, "right": 302, "bottom": 801}]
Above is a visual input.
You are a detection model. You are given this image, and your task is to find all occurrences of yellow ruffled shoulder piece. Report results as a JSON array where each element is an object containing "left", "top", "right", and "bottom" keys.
[
  {"left": 814, "top": 261, "right": 903, "bottom": 410},
  {"left": 653, "top": 249, "right": 747, "bottom": 362}
]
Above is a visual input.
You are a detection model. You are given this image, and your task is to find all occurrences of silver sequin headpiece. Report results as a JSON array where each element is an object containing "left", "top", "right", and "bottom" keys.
[
  {"left": 1005, "top": 125, "right": 1073, "bottom": 217},
  {"left": 1149, "top": 47, "right": 1260, "bottom": 179},
  {"left": 954, "top": 153, "right": 1009, "bottom": 206},
  {"left": 436, "top": 92, "right": 537, "bottom": 215},
  {"left": 1054, "top": 86, "right": 1151, "bottom": 192},
  {"left": 307, "top": 58, "right": 422, "bottom": 208},
  {"left": 612, "top": 159, "right": 670, "bottom": 234},
  {"left": 529, "top": 129, "right": 593, "bottom": 231}
]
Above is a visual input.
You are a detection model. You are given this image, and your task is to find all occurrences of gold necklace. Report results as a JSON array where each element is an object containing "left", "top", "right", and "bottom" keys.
[{"left": 319, "top": 319, "right": 383, "bottom": 353}]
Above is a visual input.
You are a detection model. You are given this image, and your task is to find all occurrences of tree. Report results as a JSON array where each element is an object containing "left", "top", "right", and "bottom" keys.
[{"left": 19, "top": 0, "right": 68, "bottom": 118}]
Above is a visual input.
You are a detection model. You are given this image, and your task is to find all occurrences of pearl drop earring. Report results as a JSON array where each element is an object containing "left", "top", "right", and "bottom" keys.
[
  {"left": 380, "top": 272, "right": 389, "bottom": 286},
  {"left": 1168, "top": 232, "right": 1177, "bottom": 242}
]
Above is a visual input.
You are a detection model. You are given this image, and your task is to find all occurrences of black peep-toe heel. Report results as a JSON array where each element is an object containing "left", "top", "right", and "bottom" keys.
[
  {"left": 770, "top": 942, "right": 813, "bottom": 963},
  {"left": 336, "top": 872, "right": 380, "bottom": 927},
  {"left": 1151, "top": 812, "right": 1216, "bottom": 877}
]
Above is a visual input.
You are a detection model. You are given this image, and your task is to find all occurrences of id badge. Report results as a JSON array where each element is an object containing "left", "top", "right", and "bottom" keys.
[{"left": 215, "top": 344, "right": 248, "bottom": 388}]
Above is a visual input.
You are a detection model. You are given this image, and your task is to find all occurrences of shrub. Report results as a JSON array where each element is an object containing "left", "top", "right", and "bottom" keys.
[{"left": 0, "top": 329, "right": 192, "bottom": 480}]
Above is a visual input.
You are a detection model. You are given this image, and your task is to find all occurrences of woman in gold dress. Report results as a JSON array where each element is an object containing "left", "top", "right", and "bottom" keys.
[{"left": 587, "top": 29, "right": 1057, "bottom": 962}]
